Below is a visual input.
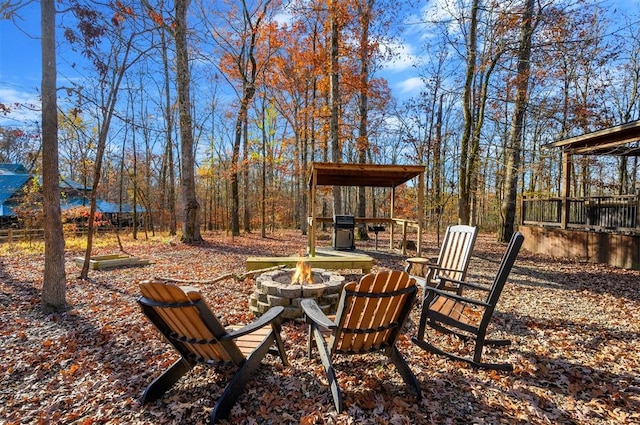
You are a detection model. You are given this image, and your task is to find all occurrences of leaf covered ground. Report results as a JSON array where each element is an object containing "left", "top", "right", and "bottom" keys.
[{"left": 1, "top": 230, "right": 639, "bottom": 424}]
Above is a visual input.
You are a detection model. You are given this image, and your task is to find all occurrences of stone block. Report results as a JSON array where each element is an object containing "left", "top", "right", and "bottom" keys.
[
  {"left": 260, "top": 281, "right": 281, "bottom": 296},
  {"left": 267, "top": 294, "right": 291, "bottom": 306},
  {"left": 282, "top": 305, "right": 303, "bottom": 319},
  {"left": 302, "top": 284, "right": 325, "bottom": 298},
  {"left": 279, "top": 285, "right": 304, "bottom": 298}
]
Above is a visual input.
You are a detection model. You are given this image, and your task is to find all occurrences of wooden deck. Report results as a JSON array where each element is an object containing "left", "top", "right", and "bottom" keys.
[
  {"left": 74, "top": 254, "right": 153, "bottom": 270},
  {"left": 521, "top": 226, "right": 640, "bottom": 270},
  {"left": 246, "top": 248, "right": 373, "bottom": 273}
]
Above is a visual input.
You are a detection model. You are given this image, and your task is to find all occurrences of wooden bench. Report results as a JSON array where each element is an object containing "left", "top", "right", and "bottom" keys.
[{"left": 246, "top": 252, "right": 372, "bottom": 273}]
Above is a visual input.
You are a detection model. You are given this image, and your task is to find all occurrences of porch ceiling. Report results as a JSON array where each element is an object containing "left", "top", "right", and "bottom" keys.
[{"left": 542, "top": 120, "right": 640, "bottom": 155}]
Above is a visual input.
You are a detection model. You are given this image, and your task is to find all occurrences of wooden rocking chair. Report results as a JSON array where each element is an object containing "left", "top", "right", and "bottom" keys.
[
  {"left": 412, "top": 232, "right": 524, "bottom": 371},
  {"left": 405, "top": 224, "right": 478, "bottom": 295},
  {"left": 301, "top": 270, "right": 422, "bottom": 413},
  {"left": 137, "top": 279, "right": 288, "bottom": 423}
]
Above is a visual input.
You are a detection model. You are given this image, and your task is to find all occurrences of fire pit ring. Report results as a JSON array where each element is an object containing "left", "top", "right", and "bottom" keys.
[{"left": 249, "top": 268, "right": 346, "bottom": 319}]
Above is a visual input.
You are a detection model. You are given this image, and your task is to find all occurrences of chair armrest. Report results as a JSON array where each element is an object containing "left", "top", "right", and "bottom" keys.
[
  {"left": 301, "top": 298, "right": 336, "bottom": 330},
  {"left": 429, "top": 265, "right": 462, "bottom": 274},
  {"left": 411, "top": 275, "right": 427, "bottom": 289},
  {"left": 424, "top": 287, "right": 490, "bottom": 308},
  {"left": 223, "top": 306, "right": 284, "bottom": 340},
  {"left": 438, "top": 276, "right": 490, "bottom": 291}
]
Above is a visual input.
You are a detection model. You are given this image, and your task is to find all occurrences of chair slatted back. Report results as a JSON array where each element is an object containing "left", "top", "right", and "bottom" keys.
[
  {"left": 437, "top": 225, "right": 478, "bottom": 281},
  {"left": 139, "top": 280, "right": 245, "bottom": 365},
  {"left": 483, "top": 232, "right": 524, "bottom": 312},
  {"left": 330, "top": 270, "right": 416, "bottom": 354}
]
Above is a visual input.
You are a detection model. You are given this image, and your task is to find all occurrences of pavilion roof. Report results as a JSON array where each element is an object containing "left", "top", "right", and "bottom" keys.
[
  {"left": 543, "top": 120, "right": 640, "bottom": 155},
  {"left": 308, "top": 162, "right": 425, "bottom": 188}
]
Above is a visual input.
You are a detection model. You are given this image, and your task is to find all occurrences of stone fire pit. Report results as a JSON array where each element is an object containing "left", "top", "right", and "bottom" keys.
[{"left": 249, "top": 268, "right": 346, "bottom": 319}]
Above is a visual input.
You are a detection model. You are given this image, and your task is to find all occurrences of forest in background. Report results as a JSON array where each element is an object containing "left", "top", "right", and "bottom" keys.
[{"left": 2, "top": 0, "right": 640, "bottom": 239}]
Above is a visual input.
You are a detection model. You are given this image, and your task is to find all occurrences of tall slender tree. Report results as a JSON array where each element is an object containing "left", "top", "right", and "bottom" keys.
[
  {"left": 458, "top": 0, "right": 479, "bottom": 225},
  {"left": 499, "top": 0, "right": 537, "bottom": 242},
  {"left": 175, "top": 0, "right": 203, "bottom": 243},
  {"left": 330, "top": 0, "right": 342, "bottom": 214},
  {"left": 41, "top": 0, "right": 67, "bottom": 311}
]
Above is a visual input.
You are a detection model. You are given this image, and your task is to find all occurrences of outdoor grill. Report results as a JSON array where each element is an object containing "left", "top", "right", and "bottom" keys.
[{"left": 333, "top": 215, "right": 355, "bottom": 250}]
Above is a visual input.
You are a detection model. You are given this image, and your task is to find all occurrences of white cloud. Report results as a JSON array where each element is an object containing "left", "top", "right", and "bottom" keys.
[
  {"left": 381, "top": 41, "right": 418, "bottom": 73},
  {"left": 272, "top": 11, "right": 293, "bottom": 27},
  {"left": 0, "top": 86, "right": 41, "bottom": 128},
  {"left": 396, "top": 76, "right": 424, "bottom": 94}
]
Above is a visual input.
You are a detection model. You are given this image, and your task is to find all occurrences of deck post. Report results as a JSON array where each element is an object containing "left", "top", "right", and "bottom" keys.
[{"left": 561, "top": 151, "right": 571, "bottom": 229}]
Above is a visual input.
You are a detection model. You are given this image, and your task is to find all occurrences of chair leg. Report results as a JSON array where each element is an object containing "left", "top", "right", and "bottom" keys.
[
  {"left": 141, "top": 358, "right": 193, "bottom": 404},
  {"left": 412, "top": 337, "right": 513, "bottom": 372},
  {"left": 311, "top": 326, "right": 342, "bottom": 413},
  {"left": 416, "top": 298, "right": 431, "bottom": 341},
  {"left": 428, "top": 320, "right": 473, "bottom": 342},
  {"left": 307, "top": 324, "right": 314, "bottom": 359},
  {"left": 386, "top": 346, "right": 422, "bottom": 400},
  {"left": 485, "top": 338, "right": 511, "bottom": 347},
  {"left": 211, "top": 331, "right": 275, "bottom": 423},
  {"left": 271, "top": 322, "right": 289, "bottom": 366}
]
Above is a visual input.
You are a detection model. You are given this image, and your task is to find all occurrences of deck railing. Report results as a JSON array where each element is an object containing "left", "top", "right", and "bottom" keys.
[{"left": 522, "top": 194, "right": 640, "bottom": 233}]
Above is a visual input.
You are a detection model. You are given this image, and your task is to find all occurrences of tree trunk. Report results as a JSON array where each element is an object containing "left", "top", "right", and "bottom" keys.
[
  {"left": 356, "top": 0, "right": 373, "bottom": 241},
  {"left": 499, "top": 0, "right": 535, "bottom": 242},
  {"left": 162, "top": 29, "right": 177, "bottom": 235},
  {"left": 330, "top": 0, "right": 342, "bottom": 215},
  {"left": 243, "top": 113, "right": 251, "bottom": 233},
  {"left": 41, "top": 0, "right": 67, "bottom": 312},
  {"left": 458, "top": 0, "right": 479, "bottom": 225},
  {"left": 175, "top": 0, "right": 203, "bottom": 243}
]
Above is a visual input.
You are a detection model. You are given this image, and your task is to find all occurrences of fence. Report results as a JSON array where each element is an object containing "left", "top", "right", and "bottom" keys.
[
  {"left": 0, "top": 227, "right": 112, "bottom": 243},
  {"left": 522, "top": 194, "right": 639, "bottom": 233}
]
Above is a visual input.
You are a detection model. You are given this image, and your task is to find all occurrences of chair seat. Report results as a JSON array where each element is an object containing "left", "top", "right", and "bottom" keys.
[
  {"left": 228, "top": 325, "right": 274, "bottom": 357},
  {"left": 430, "top": 297, "right": 481, "bottom": 327}
]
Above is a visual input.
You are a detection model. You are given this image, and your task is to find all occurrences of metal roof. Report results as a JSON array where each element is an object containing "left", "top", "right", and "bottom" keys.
[
  {"left": 0, "top": 174, "right": 30, "bottom": 205},
  {"left": 0, "top": 164, "right": 29, "bottom": 174},
  {"left": 542, "top": 120, "right": 640, "bottom": 155},
  {"left": 308, "top": 162, "right": 425, "bottom": 188}
]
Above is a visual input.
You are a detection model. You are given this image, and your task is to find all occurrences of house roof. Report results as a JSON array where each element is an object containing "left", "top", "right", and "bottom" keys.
[
  {"left": 0, "top": 174, "right": 30, "bottom": 205},
  {"left": 0, "top": 164, "right": 29, "bottom": 175},
  {"left": 0, "top": 163, "right": 141, "bottom": 218}
]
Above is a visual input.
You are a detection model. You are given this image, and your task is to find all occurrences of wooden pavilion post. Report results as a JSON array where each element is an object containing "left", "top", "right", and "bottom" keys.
[
  {"left": 417, "top": 170, "right": 424, "bottom": 255},
  {"left": 389, "top": 186, "right": 395, "bottom": 250},
  {"left": 561, "top": 151, "right": 571, "bottom": 229},
  {"left": 308, "top": 168, "right": 318, "bottom": 257}
]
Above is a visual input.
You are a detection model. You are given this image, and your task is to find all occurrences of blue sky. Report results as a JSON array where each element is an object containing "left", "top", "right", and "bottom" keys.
[
  {"left": 1, "top": 1, "right": 639, "bottom": 130},
  {"left": 0, "top": 1, "right": 43, "bottom": 127}
]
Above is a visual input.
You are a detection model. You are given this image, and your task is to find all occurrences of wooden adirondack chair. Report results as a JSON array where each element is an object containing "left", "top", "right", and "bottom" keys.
[
  {"left": 405, "top": 224, "right": 478, "bottom": 295},
  {"left": 412, "top": 232, "right": 524, "bottom": 371},
  {"left": 137, "top": 279, "right": 288, "bottom": 423},
  {"left": 301, "top": 270, "right": 422, "bottom": 413}
]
